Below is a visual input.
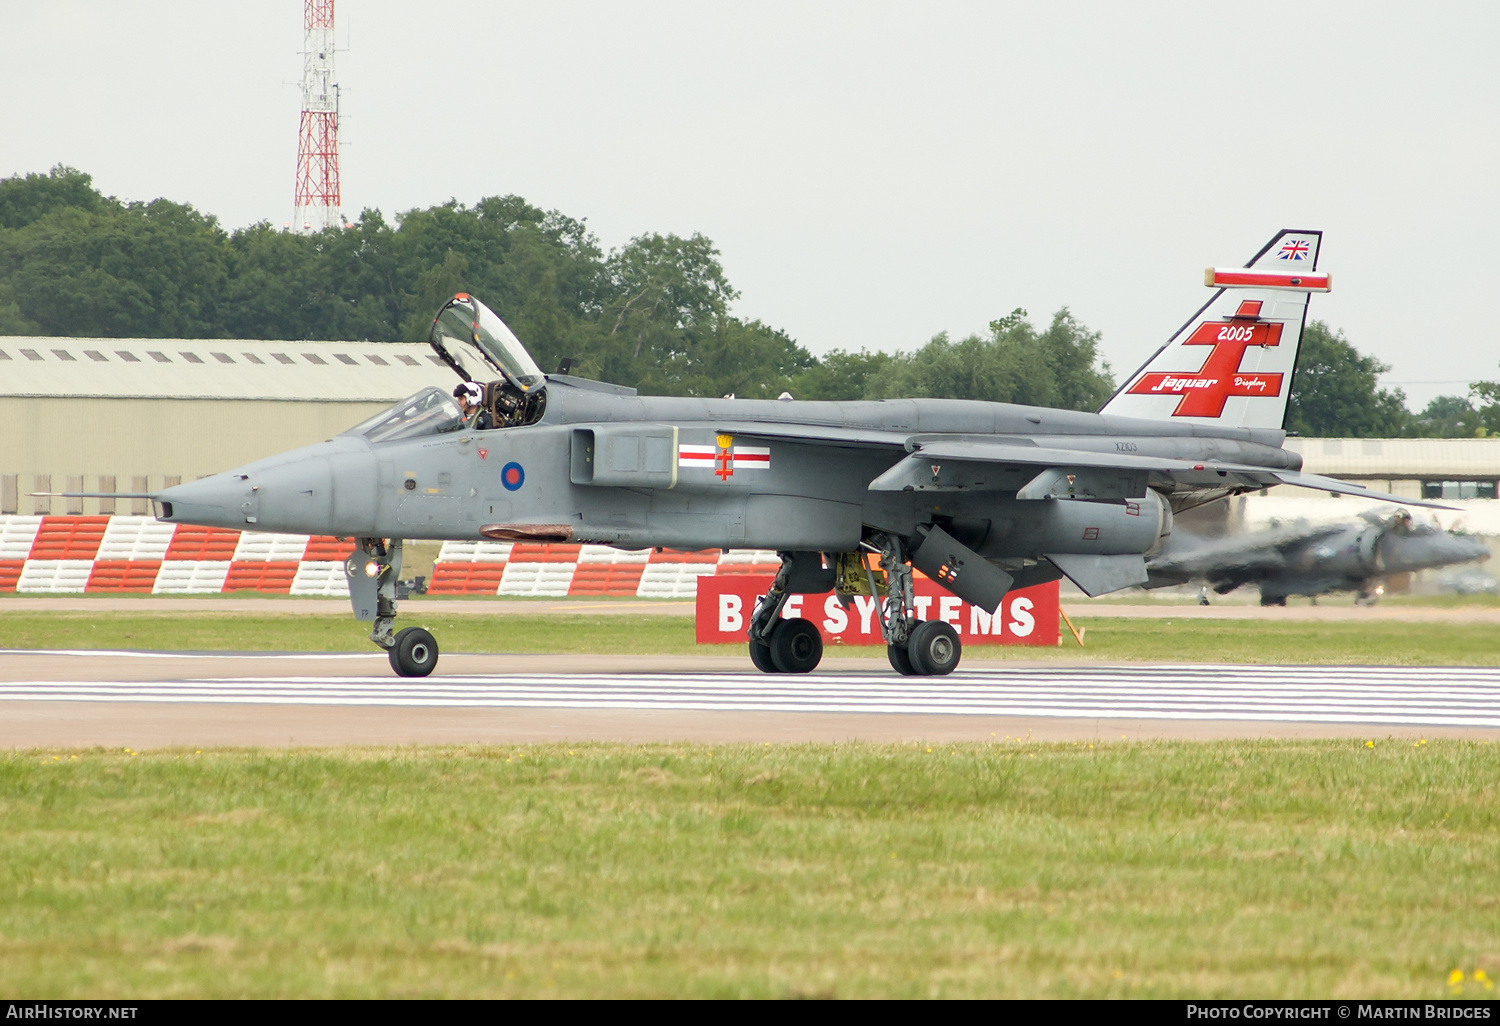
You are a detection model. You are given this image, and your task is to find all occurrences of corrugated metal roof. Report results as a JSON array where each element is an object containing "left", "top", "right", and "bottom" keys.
[
  {"left": 1285, "top": 437, "right": 1500, "bottom": 476},
  {"left": 0, "top": 337, "right": 449, "bottom": 401}
]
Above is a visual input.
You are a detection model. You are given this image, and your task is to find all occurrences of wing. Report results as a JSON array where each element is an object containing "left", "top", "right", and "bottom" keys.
[
  {"left": 714, "top": 426, "right": 1453, "bottom": 508},
  {"left": 714, "top": 423, "right": 911, "bottom": 449},
  {"left": 1269, "top": 471, "right": 1450, "bottom": 509},
  {"left": 874, "top": 440, "right": 1454, "bottom": 508}
]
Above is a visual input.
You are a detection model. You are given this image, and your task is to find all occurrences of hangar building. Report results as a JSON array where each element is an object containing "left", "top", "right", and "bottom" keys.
[
  {"left": 1282, "top": 436, "right": 1500, "bottom": 502},
  {"left": 1, "top": 336, "right": 443, "bottom": 516},
  {"left": 1235, "top": 437, "right": 1500, "bottom": 540}
]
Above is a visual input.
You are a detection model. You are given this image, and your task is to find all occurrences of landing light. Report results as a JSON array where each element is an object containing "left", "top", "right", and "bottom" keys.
[{"left": 364, "top": 561, "right": 381, "bottom": 578}]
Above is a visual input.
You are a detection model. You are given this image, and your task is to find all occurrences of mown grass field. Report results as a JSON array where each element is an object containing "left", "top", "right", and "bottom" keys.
[
  {"left": 1, "top": 610, "right": 1498, "bottom": 664},
  {"left": 2, "top": 740, "right": 1498, "bottom": 998}
]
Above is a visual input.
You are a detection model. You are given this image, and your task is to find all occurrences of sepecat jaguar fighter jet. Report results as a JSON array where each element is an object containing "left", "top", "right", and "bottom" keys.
[
  {"left": 153, "top": 229, "right": 1442, "bottom": 677},
  {"left": 1145, "top": 507, "right": 1490, "bottom": 606}
]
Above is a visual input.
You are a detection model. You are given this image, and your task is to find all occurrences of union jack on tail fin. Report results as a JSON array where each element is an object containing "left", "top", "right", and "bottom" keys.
[{"left": 1100, "top": 229, "right": 1328, "bottom": 431}]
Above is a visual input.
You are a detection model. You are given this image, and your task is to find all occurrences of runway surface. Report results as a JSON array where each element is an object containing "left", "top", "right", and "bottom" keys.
[{"left": 4, "top": 651, "right": 1499, "bottom": 747}]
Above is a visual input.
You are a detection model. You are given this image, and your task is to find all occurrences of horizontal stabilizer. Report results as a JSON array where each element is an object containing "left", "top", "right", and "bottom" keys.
[{"left": 1046, "top": 553, "right": 1149, "bottom": 597}]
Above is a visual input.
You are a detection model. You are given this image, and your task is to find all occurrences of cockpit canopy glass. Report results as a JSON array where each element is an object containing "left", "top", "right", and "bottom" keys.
[
  {"left": 429, "top": 293, "right": 546, "bottom": 393},
  {"left": 345, "top": 387, "right": 467, "bottom": 443}
]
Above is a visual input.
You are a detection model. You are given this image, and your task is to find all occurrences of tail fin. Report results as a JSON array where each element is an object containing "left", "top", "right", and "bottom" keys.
[{"left": 1099, "top": 229, "right": 1327, "bottom": 431}]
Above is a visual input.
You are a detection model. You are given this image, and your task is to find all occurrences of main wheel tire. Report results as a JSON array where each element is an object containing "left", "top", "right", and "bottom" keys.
[
  {"left": 769, "top": 617, "right": 823, "bottom": 674},
  {"left": 748, "top": 637, "right": 777, "bottom": 673},
  {"left": 389, "top": 626, "right": 439, "bottom": 677},
  {"left": 888, "top": 643, "right": 917, "bottom": 676},
  {"left": 907, "top": 620, "right": 961, "bottom": 676},
  {"left": 1260, "top": 594, "right": 1287, "bottom": 607}
]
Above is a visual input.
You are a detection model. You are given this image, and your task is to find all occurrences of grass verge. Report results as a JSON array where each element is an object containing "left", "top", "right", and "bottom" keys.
[
  {"left": 2, "top": 740, "right": 1497, "bottom": 998},
  {"left": 1, "top": 612, "right": 1498, "bottom": 664}
]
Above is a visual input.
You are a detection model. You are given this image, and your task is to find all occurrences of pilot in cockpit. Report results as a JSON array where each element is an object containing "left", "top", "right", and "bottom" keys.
[
  {"left": 431, "top": 293, "right": 549, "bottom": 429},
  {"left": 453, "top": 382, "right": 495, "bottom": 430}
]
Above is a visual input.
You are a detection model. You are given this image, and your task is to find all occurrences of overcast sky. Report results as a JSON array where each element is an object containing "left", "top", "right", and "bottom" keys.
[{"left": 3, "top": 1, "right": 1496, "bottom": 408}]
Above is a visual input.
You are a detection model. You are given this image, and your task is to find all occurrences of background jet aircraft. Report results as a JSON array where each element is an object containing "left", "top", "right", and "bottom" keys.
[
  {"left": 151, "top": 228, "right": 1445, "bottom": 677},
  {"left": 1144, "top": 508, "right": 1490, "bottom": 605}
]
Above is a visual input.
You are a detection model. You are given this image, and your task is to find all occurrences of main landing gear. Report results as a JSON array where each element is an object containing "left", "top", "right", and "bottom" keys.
[
  {"left": 746, "top": 553, "right": 826, "bottom": 674},
  {"left": 745, "top": 535, "right": 962, "bottom": 677},
  {"left": 348, "top": 538, "right": 441, "bottom": 677},
  {"left": 870, "top": 533, "right": 960, "bottom": 677}
]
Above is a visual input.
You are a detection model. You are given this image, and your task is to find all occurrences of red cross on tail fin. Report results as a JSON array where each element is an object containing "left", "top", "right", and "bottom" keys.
[{"left": 1099, "top": 229, "right": 1326, "bottom": 431}]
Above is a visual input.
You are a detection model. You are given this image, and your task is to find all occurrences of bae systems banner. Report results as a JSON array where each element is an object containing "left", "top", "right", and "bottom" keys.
[{"left": 695, "top": 575, "right": 1061, "bottom": 646}]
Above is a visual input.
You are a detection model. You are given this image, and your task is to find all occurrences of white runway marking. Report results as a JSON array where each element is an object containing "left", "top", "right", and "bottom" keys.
[{"left": 3, "top": 665, "right": 1499, "bottom": 728}]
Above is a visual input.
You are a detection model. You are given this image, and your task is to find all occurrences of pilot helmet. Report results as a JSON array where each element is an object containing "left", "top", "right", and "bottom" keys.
[{"left": 454, "top": 382, "right": 483, "bottom": 404}]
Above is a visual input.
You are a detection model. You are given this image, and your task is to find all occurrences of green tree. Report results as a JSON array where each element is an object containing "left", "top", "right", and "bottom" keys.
[
  {"left": 791, "top": 348, "right": 893, "bottom": 400},
  {"left": 1414, "top": 394, "right": 1480, "bottom": 438},
  {"left": 383, "top": 195, "right": 607, "bottom": 353},
  {"left": 1, "top": 166, "right": 1130, "bottom": 410},
  {"left": 0, "top": 165, "right": 103, "bottom": 230},
  {"left": 0, "top": 199, "right": 230, "bottom": 338},
  {"left": 221, "top": 221, "right": 324, "bottom": 340},
  {"left": 587, "top": 232, "right": 735, "bottom": 384},
  {"left": 862, "top": 308, "right": 1114, "bottom": 410},
  {"left": 1284, "top": 321, "right": 1411, "bottom": 437},
  {"left": 664, "top": 318, "right": 816, "bottom": 399},
  {"left": 1469, "top": 375, "right": 1500, "bottom": 437}
]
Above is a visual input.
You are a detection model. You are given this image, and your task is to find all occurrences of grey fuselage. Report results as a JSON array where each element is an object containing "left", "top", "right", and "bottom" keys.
[{"left": 157, "top": 375, "right": 1303, "bottom": 567}]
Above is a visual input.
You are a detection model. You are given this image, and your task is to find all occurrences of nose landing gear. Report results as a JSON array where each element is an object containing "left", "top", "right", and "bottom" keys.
[{"left": 348, "top": 538, "right": 439, "bottom": 678}]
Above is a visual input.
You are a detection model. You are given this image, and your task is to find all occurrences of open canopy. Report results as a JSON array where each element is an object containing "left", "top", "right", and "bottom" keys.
[{"left": 428, "top": 293, "right": 546, "bottom": 394}]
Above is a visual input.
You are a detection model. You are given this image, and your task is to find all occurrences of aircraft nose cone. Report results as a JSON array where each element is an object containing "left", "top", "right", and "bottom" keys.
[
  {"left": 156, "top": 436, "right": 374, "bottom": 536},
  {"left": 1430, "top": 532, "right": 1491, "bottom": 566},
  {"left": 1456, "top": 535, "right": 1491, "bottom": 564},
  {"left": 1383, "top": 531, "right": 1491, "bottom": 574},
  {"left": 157, "top": 474, "right": 252, "bottom": 531}
]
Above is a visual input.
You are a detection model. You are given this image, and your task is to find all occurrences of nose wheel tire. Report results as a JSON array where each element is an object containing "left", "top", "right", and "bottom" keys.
[
  {"left": 906, "top": 621, "right": 961, "bottom": 676},
  {"left": 768, "top": 617, "right": 823, "bottom": 674},
  {"left": 389, "top": 626, "right": 439, "bottom": 677}
]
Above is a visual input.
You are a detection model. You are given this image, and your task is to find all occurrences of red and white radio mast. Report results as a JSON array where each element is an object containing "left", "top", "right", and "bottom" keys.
[{"left": 292, "top": 0, "right": 342, "bottom": 232}]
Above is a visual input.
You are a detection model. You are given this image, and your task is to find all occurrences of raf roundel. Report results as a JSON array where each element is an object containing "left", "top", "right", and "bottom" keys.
[{"left": 500, "top": 461, "right": 525, "bottom": 492}]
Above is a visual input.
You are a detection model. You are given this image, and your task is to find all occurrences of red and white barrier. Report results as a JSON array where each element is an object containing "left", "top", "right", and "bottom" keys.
[
  {"left": 428, "top": 541, "right": 779, "bottom": 598},
  {"left": 0, "top": 515, "right": 355, "bottom": 595},
  {"left": 0, "top": 516, "right": 785, "bottom": 598}
]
